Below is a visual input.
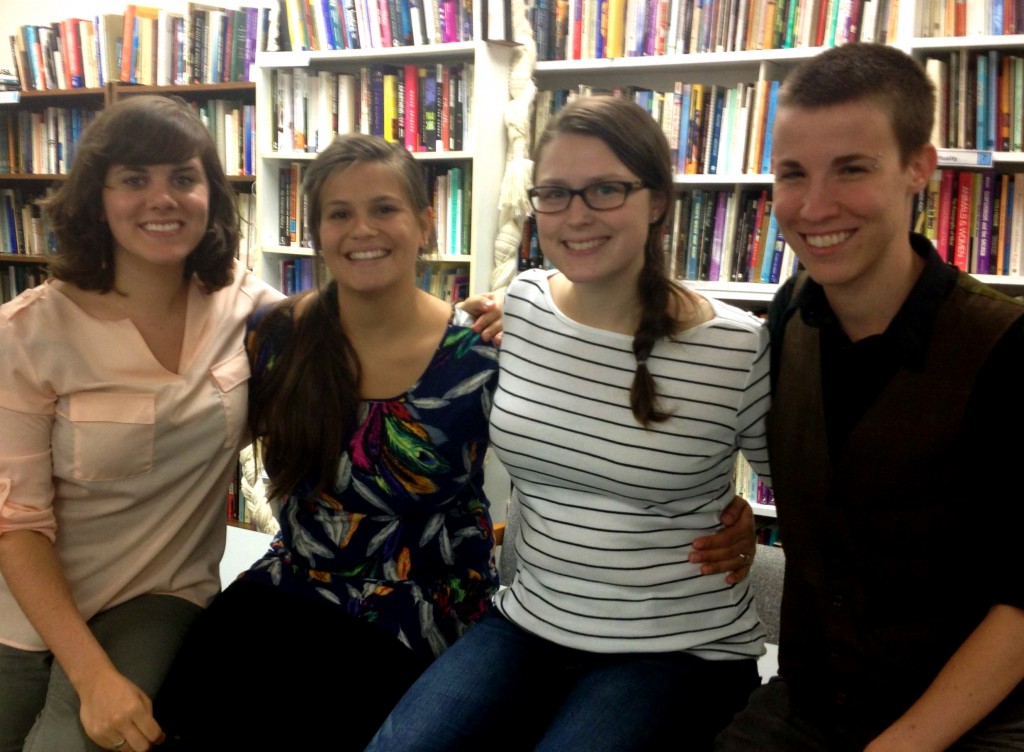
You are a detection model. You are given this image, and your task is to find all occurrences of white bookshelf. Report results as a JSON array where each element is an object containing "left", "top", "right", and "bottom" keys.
[{"left": 252, "top": 41, "right": 514, "bottom": 296}]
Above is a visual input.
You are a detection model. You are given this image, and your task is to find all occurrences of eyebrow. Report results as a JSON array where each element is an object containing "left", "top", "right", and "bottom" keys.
[
  {"left": 774, "top": 153, "right": 877, "bottom": 169},
  {"left": 534, "top": 175, "right": 635, "bottom": 185}
]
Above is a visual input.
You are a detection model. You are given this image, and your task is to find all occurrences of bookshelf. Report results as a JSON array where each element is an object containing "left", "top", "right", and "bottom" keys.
[
  {"left": 906, "top": 12, "right": 1024, "bottom": 284},
  {"left": 252, "top": 40, "right": 515, "bottom": 297},
  {"left": 0, "top": 4, "right": 273, "bottom": 302},
  {"left": 527, "top": 2, "right": 1024, "bottom": 307}
]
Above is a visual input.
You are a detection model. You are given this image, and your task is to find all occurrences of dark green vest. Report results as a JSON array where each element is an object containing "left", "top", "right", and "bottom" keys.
[{"left": 766, "top": 273, "right": 1024, "bottom": 745}]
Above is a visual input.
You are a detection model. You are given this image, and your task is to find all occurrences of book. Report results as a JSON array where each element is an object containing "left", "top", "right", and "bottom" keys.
[{"left": 952, "top": 170, "right": 972, "bottom": 272}]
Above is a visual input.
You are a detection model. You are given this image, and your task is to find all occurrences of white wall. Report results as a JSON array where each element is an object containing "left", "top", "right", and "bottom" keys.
[{"left": 0, "top": 0, "right": 260, "bottom": 75}]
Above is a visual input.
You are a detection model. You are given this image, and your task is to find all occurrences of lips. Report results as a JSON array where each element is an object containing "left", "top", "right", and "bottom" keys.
[
  {"left": 140, "top": 221, "right": 184, "bottom": 232},
  {"left": 347, "top": 248, "right": 389, "bottom": 260},
  {"left": 563, "top": 238, "right": 605, "bottom": 251},
  {"left": 803, "top": 230, "right": 853, "bottom": 249}
]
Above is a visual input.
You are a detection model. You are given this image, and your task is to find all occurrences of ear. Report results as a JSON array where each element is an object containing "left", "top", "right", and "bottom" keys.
[
  {"left": 906, "top": 143, "right": 938, "bottom": 194},
  {"left": 418, "top": 206, "right": 434, "bottom": 248},
  {"left": 650, "top": 191, "right": 669, "bottom": 224}
]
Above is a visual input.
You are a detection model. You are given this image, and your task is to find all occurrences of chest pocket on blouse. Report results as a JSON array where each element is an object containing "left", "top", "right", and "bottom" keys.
[
  {"left": 209, "top": 348, "right": 250, "bottom": 449},
  {"left": 68, "top": 392, "right": 155, "bottom": 481}
]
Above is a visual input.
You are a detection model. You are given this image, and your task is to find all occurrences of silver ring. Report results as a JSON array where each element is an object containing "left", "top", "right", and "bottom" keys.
[
  {"left": 112, "top": 740, "right": 126, "bottom": 751},
  {"left": 739, "top": 553, "right": 750, "bottom": 563}
]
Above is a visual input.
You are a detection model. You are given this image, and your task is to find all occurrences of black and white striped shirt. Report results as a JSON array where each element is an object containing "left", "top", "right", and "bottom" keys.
[{"left": 492, "top": 268, "right": 771, "bottom": 659}]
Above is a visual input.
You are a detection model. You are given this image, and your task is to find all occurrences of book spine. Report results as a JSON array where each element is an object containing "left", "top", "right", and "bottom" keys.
[{"left": 953, "top": 170, "right": 972, "bottom": 272}]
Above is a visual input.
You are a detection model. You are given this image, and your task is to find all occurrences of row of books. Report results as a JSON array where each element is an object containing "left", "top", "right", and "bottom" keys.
[
  {"left": 416, "top": 265, "right": 469, "bottom": 301},
  {"left": 272, "top": 63, "right": 472, "bottom": 155},
  {"left": 425, "top": 163, "right": 471, "bottom": 256},
  {"left": 281, "top": 0, "right": 479, "bottom": 51},
  {"left": 913, "top": 168, "right": 1024, "bottom": 276},
  {"left": 0, "top": 108, "right": 98, "bottom": 176},
  {"left": 734, "top": 453, "right": 774, "bottom": 512},
  {"left": 276, "top": 160, "right": 470, "bottom": 255},
  {"left": 0, "top": 264, "right": 47, "bottom": 305},
  {"left": 917, "top": 0, "right": 1024, "bottom": 37},
  {"left": 194, "top": 99, "right": 257, "bottom": 177},
  {"left": 666, "top": 188, "right": 798, "bottom": 284},
  {"left": 0, "top": 186, "right": 257, "bottom": 268},
  {"left": 8, "top": 3, "right": 277, "bottom": 91},
  {"left": 278, "top": 257, "right": 317, "bottom": 293},
  {"left": 531, "top": 0, "right": 895, "bottom": 61},
  {"left": 0, "top": 187, "right": 56, "bottom": 257},
  {"left": 924, "top": 50, "right": 1024, "bottom": 153},
  {"left": 0, "top": 98, "right": 253, "bottom": 178},
  {"left": 536, "top": 78, "right": 780, "bottom": 177}
]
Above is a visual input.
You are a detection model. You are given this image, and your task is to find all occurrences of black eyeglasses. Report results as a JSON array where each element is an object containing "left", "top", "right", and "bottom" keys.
[{"left": 527, "top": 181, "right": 647, "bottom": 214}]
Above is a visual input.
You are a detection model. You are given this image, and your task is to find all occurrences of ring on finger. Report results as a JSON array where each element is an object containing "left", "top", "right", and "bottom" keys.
[
  {"left": 112, "top": 739, "right": 126, "bottom": 751},
  {"left": 738, "top": 553, "right": 750, "bottom": 563}
]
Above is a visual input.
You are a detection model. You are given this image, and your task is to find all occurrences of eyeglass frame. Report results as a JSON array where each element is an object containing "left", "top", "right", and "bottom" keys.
[{"left": 526, "top": 180, "right": 648, "bottom": 214}]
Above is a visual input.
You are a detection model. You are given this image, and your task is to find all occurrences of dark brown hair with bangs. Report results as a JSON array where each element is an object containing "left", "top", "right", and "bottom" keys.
[{"left": 44, "top": 94, "right": 238, "bottom": 292}]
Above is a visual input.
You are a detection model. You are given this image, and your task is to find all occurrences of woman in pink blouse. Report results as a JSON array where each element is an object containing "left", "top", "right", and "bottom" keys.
[{"left": 0, "top": 95, "right": 282, "bottom": 752}]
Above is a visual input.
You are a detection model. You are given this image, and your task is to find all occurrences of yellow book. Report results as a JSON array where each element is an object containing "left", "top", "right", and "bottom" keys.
[
  {"left": 606, "top": 0, "right": 624, "bottom": 58},
  {"left": 383, "top": 71, "right": 398, "bottom": 144}
]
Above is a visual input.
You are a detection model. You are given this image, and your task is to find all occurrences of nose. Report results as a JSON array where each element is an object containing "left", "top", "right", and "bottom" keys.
[
  {"left": 145, "top": 179, "right": 178, "bottom": 209},
  {"left": 563, "top": 192, "right": 592, "bottom": 223},
  {"left": 796, "top": 178, "right": 839, "bottom": 222},
  {"left": 349, "top": 210, "right": 376, "bottom": 236}
]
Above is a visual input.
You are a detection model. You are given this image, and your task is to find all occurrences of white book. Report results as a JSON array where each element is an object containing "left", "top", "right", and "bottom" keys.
[
  {"left": 731, "top": 83, "right": 752, "bottom": 177},
  {"left": 224, "top": 106, "right": 239, "bottom": 176},
  {"left": 718, "top": 188, "right": 740, "bottom": 282},
  {"left": 311, "top": 0, "right": 330, "bottom": 49},
  {"left": 293, "top": 68, "right": 308, "bottom": 152},
  {"left": 317, "top": 70, "right": 337, "bottom": 150},
  {"left": 156, "top": 9, "right": 170, "bottom": 86},
  {"left": 860, "top": 0, "right": 877, "bottom": 42},
  {"left": 422, "top": 0, "right": 438, "bottom": 45},
  {"left": 277, "top": 69, "right": 293, "bottom": 152},
  {"left": 1009, "top": 174, "right": 1024, "bottom": 277},
  {"left": 337, "top": 73, "right": 358, "bottom": 134},
  {"left": 715, "top": 87, "right": 732, "bottom": 175}
]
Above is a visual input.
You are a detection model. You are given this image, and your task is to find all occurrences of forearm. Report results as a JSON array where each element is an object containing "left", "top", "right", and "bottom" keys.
[
  {"left": 867, "top": 604, "right": 1024, "bottom": 752},
  {"left": 0, "top": 530, "right": 115, "bottom": 689}
]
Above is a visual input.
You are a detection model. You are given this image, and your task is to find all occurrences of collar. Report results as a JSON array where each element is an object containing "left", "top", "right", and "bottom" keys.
[{"left": 789, "top": 233, "right": 959, "bottom": 370}]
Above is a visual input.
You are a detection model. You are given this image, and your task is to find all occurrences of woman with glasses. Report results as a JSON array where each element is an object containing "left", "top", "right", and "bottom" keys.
[{"left": 366, "top": 95, "right": 771, "bottom": 752}]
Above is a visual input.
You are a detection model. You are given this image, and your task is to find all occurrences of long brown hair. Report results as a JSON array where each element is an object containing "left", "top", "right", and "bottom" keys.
[
  {"left": 248, "top": 134, "right": 430, "bottom": 500},
  {"left": 533, "top": 96, "right": 698, "bottom": 426}
]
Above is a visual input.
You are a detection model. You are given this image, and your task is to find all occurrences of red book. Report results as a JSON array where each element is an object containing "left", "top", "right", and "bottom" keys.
[
  {"left": 61, "top": 19, "right": 86, "bottom": 88},
  {"left": 953, "top": 170, "right": 972, "bottom": 272},
  {"left": 378, "top": 0, "right": 393, "bottom": 47},
  {"left": 403, "top": 64, "right": 419, "bottom": 152},
  {"left": 935, "top": 169, "right": 954, "bottom": 262},
  {"left": 120, "top": 5, "right": 137, "bottom": 83},
  {"left": 746, "top": 191, "right": 769, "bottom": 281}
]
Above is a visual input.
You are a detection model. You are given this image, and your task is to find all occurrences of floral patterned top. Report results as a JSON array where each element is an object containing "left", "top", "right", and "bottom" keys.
[{"left": 242, "top": 304, "right": 499, "bottom": 660}]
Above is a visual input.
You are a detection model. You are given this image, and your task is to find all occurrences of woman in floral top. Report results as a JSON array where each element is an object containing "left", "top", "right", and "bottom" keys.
[{"left": 156, "top": 134, "right": 498, "bottom": 751}]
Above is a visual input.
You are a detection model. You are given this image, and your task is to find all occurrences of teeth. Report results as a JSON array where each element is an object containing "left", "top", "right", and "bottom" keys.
[
  {"left": 142, "top": 222, "right": 181, "bottom": 232},
  {"left": 805, "top": 231, "right": 852, "bottom": 248},
  {"left": 564, "top": 239, "right": 603, "bottom": 251},
  {"left": 348, "top": 249, "right": 387, "bottom": 260}
]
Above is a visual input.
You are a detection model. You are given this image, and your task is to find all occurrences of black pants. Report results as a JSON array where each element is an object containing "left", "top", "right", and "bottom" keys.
[{"left": 155, "top": 579, "right": 430, "bottom": 751}]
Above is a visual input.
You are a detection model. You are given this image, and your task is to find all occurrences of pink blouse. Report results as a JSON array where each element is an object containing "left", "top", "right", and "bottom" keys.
[{"left": 0, "top": 263, "right": 282, "bottom": 650}]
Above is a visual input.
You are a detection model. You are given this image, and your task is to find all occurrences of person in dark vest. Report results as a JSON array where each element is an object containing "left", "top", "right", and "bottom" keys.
[{"left": 717, "top": 43, "right": 1024, "bottom": 751}]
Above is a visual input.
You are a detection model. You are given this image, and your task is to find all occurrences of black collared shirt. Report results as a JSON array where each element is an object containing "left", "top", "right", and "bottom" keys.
[
  {"left": 770, "top": 233, "right": 1024, "bottom": 464},
  {"left": 769, "top": 232, "right": 1024, "bottom": 609}
]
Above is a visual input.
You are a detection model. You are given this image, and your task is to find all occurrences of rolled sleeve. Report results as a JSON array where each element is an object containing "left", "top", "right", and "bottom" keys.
[{"left": 0, "top": 406, "right": 57, "bottom": 540}]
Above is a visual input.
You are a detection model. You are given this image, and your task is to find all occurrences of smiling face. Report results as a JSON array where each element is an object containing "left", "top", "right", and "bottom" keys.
[
  {"left": 316, "top": 161, "right": 432, "bottom": 295},
  {"left": 770, "top": 99, "right": 935, "bottom": 295},
  {"left": 533, "top": 133, "right": 664, "bottom": 291},
  {"left": 102, "top": 158, "right": 210, "bottom": 273}
]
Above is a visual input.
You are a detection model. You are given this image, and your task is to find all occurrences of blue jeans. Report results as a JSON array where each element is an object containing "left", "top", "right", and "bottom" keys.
[{"left": 366, "top": 611, "right": 760, "bottom": 752}]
